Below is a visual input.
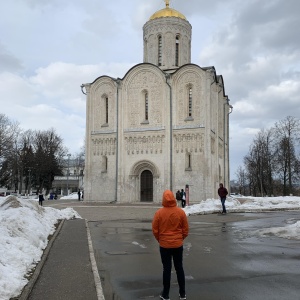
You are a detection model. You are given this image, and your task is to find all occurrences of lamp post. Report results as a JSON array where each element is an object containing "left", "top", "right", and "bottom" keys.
[{"left": 66, "top": 154, "right": 71, "bottom": 195}]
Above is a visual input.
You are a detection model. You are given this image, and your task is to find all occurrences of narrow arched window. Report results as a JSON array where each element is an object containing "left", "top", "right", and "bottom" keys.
[
  {"left": 188, "top": 86, "right": 192, "bottom": 117},
  {"left": 175, "top": 35, "right": 180, "bottom": 66},
  {"left": 186, "top": 152, "right": 192, "bottom": 170},
  {"left": 102, "top": 156, "right": 108, "bottom": 172},
  {"left": 145, "top": 92, "right": 149, "bottom": 121},
  {"left": 158, "top": 35, "right": 162, "bottom": 66},
  {"left": 105, "top": 97, "right": 108, "bottom": 123}
]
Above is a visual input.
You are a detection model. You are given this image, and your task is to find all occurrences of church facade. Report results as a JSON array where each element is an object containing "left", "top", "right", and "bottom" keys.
[{"left": 82, "top": 2, "right": 232, "bottom": 203}]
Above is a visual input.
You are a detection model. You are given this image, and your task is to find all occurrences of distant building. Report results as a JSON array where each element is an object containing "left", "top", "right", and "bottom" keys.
[
  {"left": 82, "top": 1, "right": 232, "bottom": 203},
  {"left": 52, "top": 158, "right": 84, "bottom": 195}
]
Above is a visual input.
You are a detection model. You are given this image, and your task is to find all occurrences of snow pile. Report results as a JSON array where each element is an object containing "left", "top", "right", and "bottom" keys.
[
  {"left": 184, "top": 196, "right": 300, "bottom": 215},
  {"left": 184, "top": 196, "right": 300, "bottom": 242},
  {"left": 0, "top": 196, "right": 81, "bottom": 299},
  {"left": 60, "top": 193, "right": 79, "bottom": 200},
  {"left": 255, "top": 219, "right": 300, "bottom": 240}
]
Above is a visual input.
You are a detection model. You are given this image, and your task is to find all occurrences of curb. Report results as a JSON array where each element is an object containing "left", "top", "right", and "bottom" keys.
[
  {"left": 85, "top": 219, "right": 105, "bottom": 300},
  {"left": 18, "top": 219, "right": 65, "bottom": 300}
]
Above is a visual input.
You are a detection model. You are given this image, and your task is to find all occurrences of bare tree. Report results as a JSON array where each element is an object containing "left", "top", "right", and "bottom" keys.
[
  {"left": 0, "top": 114, "right": 21, "bottom": 189},
  {"left": 235, "top": 166, "right": 248, "bottom": 195},
  {"left": 32, "top": 128, "right": 67, "bottom": 193},
  {"left": 242, "top": 116, "right": 300, "bottom": 196},
  {"left": 273, "top": 116, "right": 300, "bottom": 195},
  {"left": 244, "top": 129, "right": 275, "bottom": 196}
]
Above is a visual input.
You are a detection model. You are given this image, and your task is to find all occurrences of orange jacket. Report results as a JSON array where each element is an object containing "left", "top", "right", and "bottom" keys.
[{"left": 152, "top": 190, "right": 189, "bottom": 248}]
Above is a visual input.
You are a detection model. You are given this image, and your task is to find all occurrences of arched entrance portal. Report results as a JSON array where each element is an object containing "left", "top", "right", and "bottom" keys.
[
  {"left": 130, "top": 160, "right": 160, "bottom": 203},
  {"left": 140, "top": 170, "right": 153, "bottom": 202}
]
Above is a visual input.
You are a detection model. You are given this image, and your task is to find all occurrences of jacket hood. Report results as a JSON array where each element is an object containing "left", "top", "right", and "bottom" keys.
[{"left": 162, "top": 190, "right": 177, "bottom": 207}]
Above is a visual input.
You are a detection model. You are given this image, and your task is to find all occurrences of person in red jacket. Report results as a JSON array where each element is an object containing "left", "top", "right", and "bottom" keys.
[
  {"left": 218, "top": 183, "right": 228, "bottom": 214},
  {"left": 152, "top": 190, "right": 189, "bottom": 300}
]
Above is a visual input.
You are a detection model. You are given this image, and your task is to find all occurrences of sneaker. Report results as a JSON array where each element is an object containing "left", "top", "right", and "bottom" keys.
[
  {"left": 159, "top": 295, "right": 170, "bottom": 300},
  {"left": 179, "top": 295, "right": 186, "bottom": 300}
]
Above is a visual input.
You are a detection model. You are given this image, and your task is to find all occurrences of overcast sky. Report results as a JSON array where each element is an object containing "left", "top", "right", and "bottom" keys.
[{"left": 1, "top": 0, "right": 299, "bottom": 180}]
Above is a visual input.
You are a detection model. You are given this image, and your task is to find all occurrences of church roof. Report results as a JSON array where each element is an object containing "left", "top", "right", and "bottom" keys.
[{"left": 149, "top": 1, "right": 186, "bottom": 20}]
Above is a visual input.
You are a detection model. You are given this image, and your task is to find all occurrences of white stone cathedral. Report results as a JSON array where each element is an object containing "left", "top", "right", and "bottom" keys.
[{"left": 82, "top": 1, "right": 232, "bottom": 203}]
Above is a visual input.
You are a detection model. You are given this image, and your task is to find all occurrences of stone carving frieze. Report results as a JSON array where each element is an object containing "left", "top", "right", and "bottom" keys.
[
  {"left": 174, "top": 133, "right": 204, "bottom": 153},
  {"left": 144, "top": 20, "right": 191, "bottom": 37},
  {"left": 91, "top": 137, "right": 116, "bottom": 156},
  {"left": 125, "top": 134, "right": 165, "bottom": 155}
]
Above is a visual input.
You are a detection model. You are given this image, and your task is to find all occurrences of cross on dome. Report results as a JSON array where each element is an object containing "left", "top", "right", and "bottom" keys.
[{"left": 149, "top": 0, "right": 186, "bottom": 20}]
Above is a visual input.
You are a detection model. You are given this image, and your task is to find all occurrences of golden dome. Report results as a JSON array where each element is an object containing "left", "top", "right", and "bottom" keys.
[{"left": 149, "top": 1, "right": 186, "bottom": 20}]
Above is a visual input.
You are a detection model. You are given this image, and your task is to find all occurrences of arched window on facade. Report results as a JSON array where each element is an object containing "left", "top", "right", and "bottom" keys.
[
  {"left": 158, "top": 35, "right": 162, "bottom": 66},
  {"left": 186, "top": 152, "right": 192, "bottom": 171},
  {"left": 141, "top": 90, "right": 149, "bottom": 124},
  {"left": 145, "top": 92, "right": 149, "bottom": 121},
  {"left": 188, "top": 86, "right": 192, "bottom": 117},
  {"left": 102, "top": 156, "right": 108, "bottom": 173},
  {"left": 105, "top": 97, "right": 109, "bottom": 124},
  {"left": 175, "top": 34, "right": 180, "bottom": 67},
  {"left": 101, "top": 95, "right": 109, "bottom": 127},
  {"left": 184, "top": 85, "right": 194, "bottom": 122}
]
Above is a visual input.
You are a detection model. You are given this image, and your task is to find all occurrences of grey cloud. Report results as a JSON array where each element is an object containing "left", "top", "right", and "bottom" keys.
[
  {"left": 231, "top": 0, "right": 300, "bottom": 54},
  {"left": 0, "top": 43, "right": 23, "bottom": 72}
]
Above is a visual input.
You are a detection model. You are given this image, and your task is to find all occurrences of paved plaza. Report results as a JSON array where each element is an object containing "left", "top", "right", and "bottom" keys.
[{"left": 28, "top": 200, "right": 300, "bottom": 300}]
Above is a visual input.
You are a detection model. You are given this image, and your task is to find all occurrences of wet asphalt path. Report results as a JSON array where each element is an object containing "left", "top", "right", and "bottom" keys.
[
  {"left": 88, "top": 211, "right": 300, "bottom": 300},
  {"left": 46, "top": 201, "right": 300, "bottom": 300}
]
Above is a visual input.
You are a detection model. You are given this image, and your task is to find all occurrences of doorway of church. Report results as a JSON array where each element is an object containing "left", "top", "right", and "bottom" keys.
[{"left": 140, "top": 170, "right": 153, "bottom": 202}]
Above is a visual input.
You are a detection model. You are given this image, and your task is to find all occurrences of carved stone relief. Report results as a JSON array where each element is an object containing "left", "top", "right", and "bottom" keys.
[
  {"left": 127, "top": 70, "right": 163, "bottom": 128},
  {"left": 93, "top": 82, "right": 115, "bottom": 130},
  {"left": 165, "top": 32, "right": 174, "bottom": 67},
  {"left": 125, "top": 134, "right": 165, "bottom": 155},
  {"left": 143, "top": 18, "right": 192, "bottom": 68},
  {"left": 174, "top": 133, "right": 204, "bottom": 153},
  {"left": 91, "top": 136, "right": 116, "bottom": 156},
  {"left": 175, "top": 71, "right": 202, "bottom": 124}
]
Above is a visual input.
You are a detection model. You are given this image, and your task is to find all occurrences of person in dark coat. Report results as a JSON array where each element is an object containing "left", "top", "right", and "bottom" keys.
[
  {"left": 180, "top": 189, "right": 186, "bottom": 208},
  {"left": 78, "top": 189, "right": 81, "bottom": 201},
  {"left": 176, "top": 190, "right": 181, "bottom": 207},
  {"left": 218, "top": 183, "right": 228, "bottom": 214},
  {"left": 38, "top": 193, "right": 44, "bottom": 206}
]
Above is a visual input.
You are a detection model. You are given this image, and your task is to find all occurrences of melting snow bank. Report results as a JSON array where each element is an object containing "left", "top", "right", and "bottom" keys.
[
  {"left": 183, "top": 196, "right": 300, "bottom": 216},
  {"left": 255, "top": 220, "right": 300, "bottom": 240},
  {"left": 0, "top": 196, "right": 81, "bottom": 300},
  {"left": 183, "top": 196, "right": 300, "bottom": 241}
]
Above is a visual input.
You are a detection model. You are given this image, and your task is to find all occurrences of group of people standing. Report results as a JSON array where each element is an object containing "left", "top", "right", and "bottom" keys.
[{"left": 175, "top": 189, "right": 186, "bottom": 208}]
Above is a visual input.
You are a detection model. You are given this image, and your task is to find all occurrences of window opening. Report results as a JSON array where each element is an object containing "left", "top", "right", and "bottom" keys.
[
  {"left": 145, "top": 92, "right": 149, "bottom": 121},
  {"left": 185, "top": 152, "right": 192, "bottom": 171},
  {"left": 188, "top": 86, "right": 192, "bottom": 117},
  {"left": 175, "top": 35, "right": 180, "bottom": 66},
  {"left": 105, "top": 97, "right": 108, "bottom": 123},
  {"left": 102, "top": 156, "right": 108, "bottom": 172},
  {"left": 158, "top": 35, "right": 162, "bottom": 66}
]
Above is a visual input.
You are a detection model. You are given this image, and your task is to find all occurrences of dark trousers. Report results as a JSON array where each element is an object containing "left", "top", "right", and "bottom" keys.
[
  {"left": 39, "top": 200, "right": 43, "bottom": 206},
  {"left": 221, "top": 197, "right": 226, "bottom": 213},
  {"left": 159, "top": 246, "right": 185, "bottom": 297}
]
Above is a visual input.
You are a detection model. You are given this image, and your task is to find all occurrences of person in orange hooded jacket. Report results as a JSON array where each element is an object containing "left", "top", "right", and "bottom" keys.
[{"left": 152, "top": 190, "right": 189, "bottom": 300}]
